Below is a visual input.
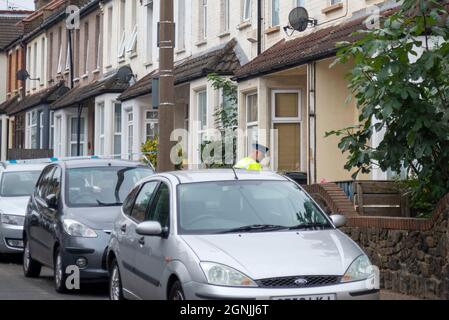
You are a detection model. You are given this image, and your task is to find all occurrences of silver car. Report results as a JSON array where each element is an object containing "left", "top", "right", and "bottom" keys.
[
  {"left": 106, "top": 170, "right": 379, "bottom": 300},
  {"left": 0, "top": 162, "right": 46, "bottom": 254}
]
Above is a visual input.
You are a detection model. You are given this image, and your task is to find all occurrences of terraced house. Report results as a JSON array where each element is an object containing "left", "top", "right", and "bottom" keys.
[{"left": 0, "top": 0, "right": 400, "bottom": 183}]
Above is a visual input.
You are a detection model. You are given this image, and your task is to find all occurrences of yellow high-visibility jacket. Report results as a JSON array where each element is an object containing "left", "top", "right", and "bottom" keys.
[{"left": 234, "top": 157, "right": 262, "bottom": 171}]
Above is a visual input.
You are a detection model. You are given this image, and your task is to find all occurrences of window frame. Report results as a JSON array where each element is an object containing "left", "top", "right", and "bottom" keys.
[{"left": 271, "top": 89, "right": 302, "bottom": 123}]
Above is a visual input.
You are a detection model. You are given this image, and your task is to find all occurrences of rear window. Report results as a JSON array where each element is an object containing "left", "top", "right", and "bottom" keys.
[
  {"left": 0, "top": 171, "right": 42, "bottom": 197},
  {"left": 66, "top": 166, "right": 153, "bottom": 207}
]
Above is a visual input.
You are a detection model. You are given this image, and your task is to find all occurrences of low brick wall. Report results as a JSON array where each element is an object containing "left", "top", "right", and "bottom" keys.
[{"left": 306, "top": 183, "right": 449, "bottom": 299}]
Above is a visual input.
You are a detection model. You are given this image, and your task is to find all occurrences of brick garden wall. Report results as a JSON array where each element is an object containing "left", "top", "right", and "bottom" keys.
[{"left": 305, "top": 183, "right": 449, "bottom": 299}]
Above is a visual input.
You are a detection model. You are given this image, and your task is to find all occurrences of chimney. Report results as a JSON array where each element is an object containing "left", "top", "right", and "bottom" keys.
[{"left": 34, "top": 0, "right": 51, "bottom": 10}]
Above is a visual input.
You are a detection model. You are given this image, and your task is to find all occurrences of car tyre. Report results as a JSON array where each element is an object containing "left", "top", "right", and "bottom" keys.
[
  {"left": 54, "top": 247, "right": 68, "bottom": 293},
  {"left": 109, "top": 258, "right": 125, "bottom": 300},
  {"left": 23, "top": 238, "right": 42, "bottom": 278},
  {"left": 168, "top": 280, "right": 185, "bottom": 300}
]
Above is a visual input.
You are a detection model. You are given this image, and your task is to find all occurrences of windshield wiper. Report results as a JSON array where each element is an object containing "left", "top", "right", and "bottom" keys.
[
  {"left": 288, "top": 223, "right": 331, "bottom": 230},
  {"left": 220, "top": 224, "right": 288, "bottom": 234},
  {"left": 96, "top": 200, "right": 123, "bottom": 207}
]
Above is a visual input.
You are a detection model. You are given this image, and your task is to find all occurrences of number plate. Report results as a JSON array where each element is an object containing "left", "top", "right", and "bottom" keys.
[{"left": 271, "top": 294, "right": 336, "bottom": 301}]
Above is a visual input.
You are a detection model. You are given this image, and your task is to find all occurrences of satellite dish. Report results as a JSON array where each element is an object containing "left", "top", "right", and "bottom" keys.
[
  {"left": 16, "top": 69, "right": 30, "bottom": 81},
  {"left": 287, "top": 7, "right": 317, "bottom": 32},
  {"left": 116, "top": 66, "right": 134, "bottom": 83}
]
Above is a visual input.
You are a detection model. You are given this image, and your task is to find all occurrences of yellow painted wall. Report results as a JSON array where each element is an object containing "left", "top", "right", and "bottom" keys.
[{"left": 315, "top": 58, "right": 359, "bottom": 182}]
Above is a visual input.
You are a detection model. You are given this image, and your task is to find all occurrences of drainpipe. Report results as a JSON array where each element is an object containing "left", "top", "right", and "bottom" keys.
[{"left": 257, "top": 0, "right": 262, "bottom": 55}]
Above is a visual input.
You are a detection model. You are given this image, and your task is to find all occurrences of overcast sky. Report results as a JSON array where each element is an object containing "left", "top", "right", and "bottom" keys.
[{"left": 0, "top": 0, "right": 35, "bottom": 10}]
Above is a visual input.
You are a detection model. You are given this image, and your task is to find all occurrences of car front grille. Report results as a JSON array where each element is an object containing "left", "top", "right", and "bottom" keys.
[{"left": 256, "top": 275, "right": 341, "bottom": 289}]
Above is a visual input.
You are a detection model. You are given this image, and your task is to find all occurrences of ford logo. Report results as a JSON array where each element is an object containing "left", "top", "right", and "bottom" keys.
[{"left": 294, "top": 278, "right": 308, "bottom": 285}]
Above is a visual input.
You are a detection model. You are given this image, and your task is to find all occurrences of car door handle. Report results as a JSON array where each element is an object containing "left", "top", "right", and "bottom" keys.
[
  {"left": 120, "top": 224, "right": 127, "bottom": 233},
  {"left": 138, "top": 237, "right": 145, "bottom": 246}
]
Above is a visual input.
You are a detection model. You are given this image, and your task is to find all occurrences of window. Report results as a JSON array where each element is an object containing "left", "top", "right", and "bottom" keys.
[
  {"left": 145, "top": 1, "right": 154, "bottom": 63},
  {"left": 70, "top": 117, "right": 86, "bottom": 156},
  {"left": 66, "top": 166, "right": 154, "bottom": 207},
  {"left": 57, "top": 27, "right": 63, "bottom": 73},
  {"left": 126, "top": 0, "right": 138, "bottom": 54},
  {"left": 107, "top": 6, "right": 113, "bottom": 64},
  {"left": 197, "top": 90, "right": 207, "bottom": 142},
  {"left": 36, "top": 166, "right": 55, "bottom": 199},
  {"left": 177, "top": 181, "right": 329, "bottom": 235},
  {"left": 223, "top": 0, "right": 230, "bottom": 32},
  {"left": 127, "top": 112, "right": 133, "bottom": 160},
  {"left": 123, "top": 186, "right": 140, "bottom": 216},
  {"left": 49, "top": 33, "right": 53, "bottom": 79},
  {"left": 0, "top": 170, "right": 42, "bottom": 197},
  {"left": 39, "top": 112, "right": 44, "bottom": 149},
  {"left": 83, "top": 22, "right": 89, "bottom": 75},
  {"left": 26, "top": 110, "right": 38, "bottom": 149},
  {"left": 49, "top": 166, "right": 62, "bottom": 199},
  {"left": 114, "top": 103, "right": 122, "bottom": 156},
  {"left": 330, "top": 0, "right": 341, "bottom": 5},
  {"left": 33, "top": 42, "right": 37, "bottom": 86},
  {"left": 130, "top": 181, "right": 159, "bottom": 222},
  {"left": 65, "top": 41, "right": 71, "bottom": 71},
  {"left": 98, "top": 103, "right": 105, "bottom": 155},
  {"left": 148, "top": 183, "right": 170, "bottom": 229},
  {"left": 118, "top": 0, "right": 126, "bottom": 59},
  {"left": 177, "top": 0, "right": 185, "bottom": 49},
  {"left": 56, "top": 116, "right": 62, "bottom": 155},
  {"left": 40, "top": 37, "right": 45, "bottom": 84},
  {"left": 271, "top": 0, "right": 280, "bottom": 26},
  {"left": 199, "top": 0, "right": 208, "bottom": 40},
  {"left": 246, "top": 93, "right": 258, "bottom": 154},
  {"left": 243, "top": 0, "right": 252, "bottom": 22},
  {"left": 145, "top": 110, "right": 159, "bottom": 141},
  {"left": 74, "top": 29, "right": 80, "bottom": 77},
  {"left": 295, "top": 0, "right": 305, "bottom": 7},
  {"left": 95, "top": 15, "right": 101, "bottom": 69},
  {"left": 49, "top": 111, "right": 55, "bottom": 149}
]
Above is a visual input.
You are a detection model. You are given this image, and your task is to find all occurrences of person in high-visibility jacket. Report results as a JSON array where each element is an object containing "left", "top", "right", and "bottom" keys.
[{"left": 234, "top": 143, "right": 269, "bottom": 171}]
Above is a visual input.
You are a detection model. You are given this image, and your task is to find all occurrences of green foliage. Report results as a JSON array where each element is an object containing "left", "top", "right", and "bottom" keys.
[
  {"left": 141, "top": 138, "right": 158, "bottom": 169},
  {"left": 201, "top": 73, "right": 238, "bottom": 168},
  {"left": 328, "top": 0, "right": 449, "bottom": 211}
]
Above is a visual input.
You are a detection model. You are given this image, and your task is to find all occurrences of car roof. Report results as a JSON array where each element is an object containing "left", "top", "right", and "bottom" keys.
[
  {"left": 55, "top": 159, "right": 151, "bottom": 169},
  {"left": 0, "top": 163, "right": 48, "bottom": 173},
  {"left": 159, "top": 169, "right": 288, "bottom": 184}
]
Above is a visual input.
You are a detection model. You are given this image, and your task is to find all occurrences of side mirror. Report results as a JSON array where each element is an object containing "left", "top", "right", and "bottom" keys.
[
  {"left": 136, "top": 221, "right": 163, "bottom": 237},
  {"left": 45, "top": 194, "right": 58, "bottom": 210},
  {"left": 330, "top": 214, "right": 347, "bottom": 228}
]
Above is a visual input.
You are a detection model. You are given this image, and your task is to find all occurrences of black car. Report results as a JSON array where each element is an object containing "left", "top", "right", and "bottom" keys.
[{"left": 22, "top": 159, "right": 154, "bottom": 293}]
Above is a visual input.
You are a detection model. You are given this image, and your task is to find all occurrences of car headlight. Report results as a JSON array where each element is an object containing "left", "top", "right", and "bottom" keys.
[
  {"left": 341, "top": 255, "right": 374, "bottom": 283},
  {"left": 0, "top": 213, "right": 25, "bottom": 226},
  {"left": 200, "top": 262, "right": 257, "bottom": 287},
  {"left": 63, "top": 219, "right": 97, "bottom": 238}
]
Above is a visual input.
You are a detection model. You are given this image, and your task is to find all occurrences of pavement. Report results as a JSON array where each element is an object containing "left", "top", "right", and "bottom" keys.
[
  {"left": 0, "top": 253, "right": 107, "bottom": 300},
  {"left": 0, "top": 253, "right": 421, "bottom": 300}
]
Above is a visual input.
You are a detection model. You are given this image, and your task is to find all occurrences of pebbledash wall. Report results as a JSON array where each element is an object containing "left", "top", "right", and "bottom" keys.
[{"left": 304, "top": 183, "right": 449, "bottom": 300}]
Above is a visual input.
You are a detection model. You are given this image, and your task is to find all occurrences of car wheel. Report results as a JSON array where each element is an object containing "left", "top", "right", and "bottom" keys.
[
  {"left": 168, "top": 280, "right": 185, "bottom": 300},
  {"left": 23, "top": 238, "right": 42, "bottom": 278},
  {"left": 54, "top": 248, "right": 68, "bottom": 293},
  {"left": 109, "top": 259, "right": 124, "bottom": 300}
]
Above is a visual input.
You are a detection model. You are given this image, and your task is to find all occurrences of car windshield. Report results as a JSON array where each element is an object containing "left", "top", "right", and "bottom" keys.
[
  {"left": 177, "top": 180, "right": 331, "bottom": 235},
  {"left": 66, "top": 166, "right": 153, "bottom": 207},
  {"left": 0, "top": 171, "right": 42, "bottom": 197}
]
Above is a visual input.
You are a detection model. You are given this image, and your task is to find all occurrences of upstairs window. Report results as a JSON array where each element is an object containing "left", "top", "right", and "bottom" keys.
[
  {"left": 243, "top": 0, "right": 252, "bottom": 22},
  {"left": 271, "top": 0, "right": 280, "bottom": 26}
]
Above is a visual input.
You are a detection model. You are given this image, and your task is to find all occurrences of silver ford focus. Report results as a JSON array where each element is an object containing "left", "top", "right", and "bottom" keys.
[{"left": 106, "top": 170, "right": 379, "bottom": 300}]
